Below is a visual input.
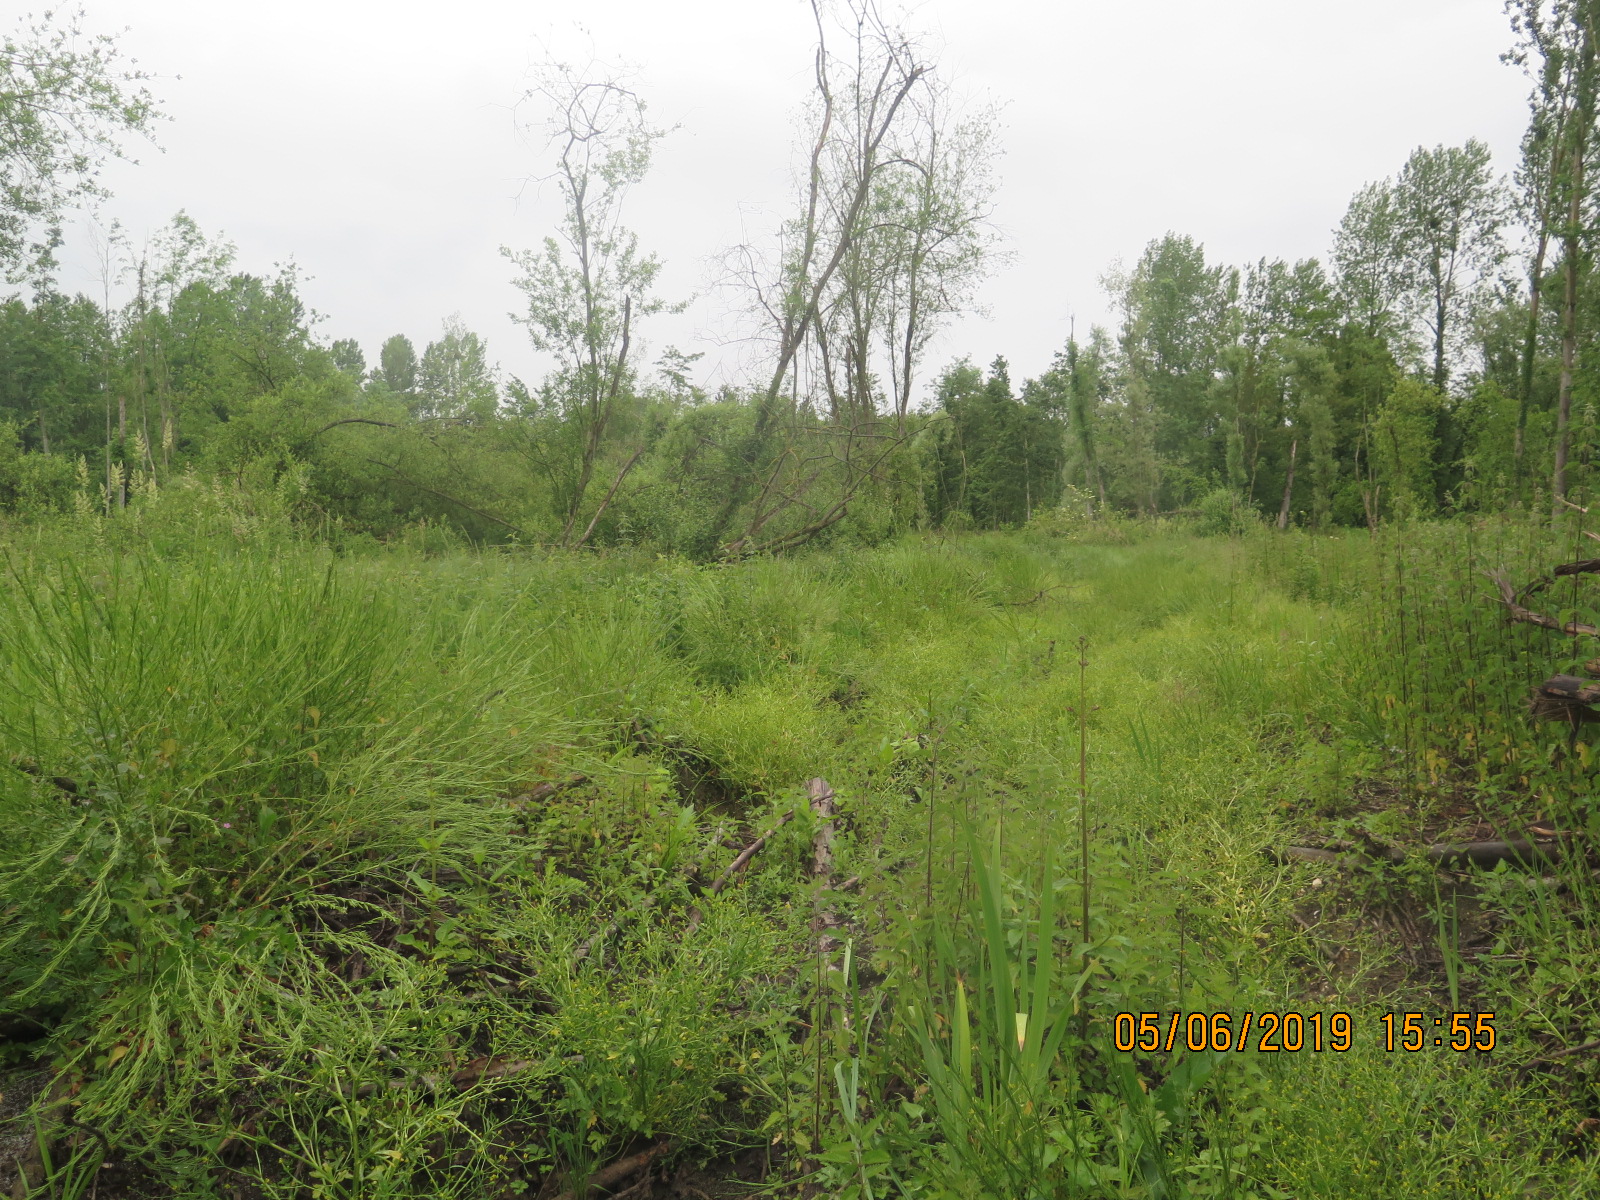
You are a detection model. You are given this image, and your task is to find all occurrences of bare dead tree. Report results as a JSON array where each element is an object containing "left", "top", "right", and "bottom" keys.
[{"left": 714, "top": 0, "right": 1000, "bottom": 556}]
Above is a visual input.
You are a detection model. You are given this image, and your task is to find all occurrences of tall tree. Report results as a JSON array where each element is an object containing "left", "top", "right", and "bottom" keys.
[
  {"left": 0, "top": 7, "right": 162, "bottom": 281},
  {"left": 330, "top": 338, "right": 365, "bottom": 380},
  {"left": 717, "top": 0, "right": 1001, "bottom": 554},
  {"left": 1506, "top": 1, "right": 1600, "bottom": 508},
  {"left": 376, "top": 334, "right": 418, "bottom": 397},
  {"left": 1333, "top": 182, "right": 1411, "bottom": 343},
  {"left": 503, "top": 57, "right": 669, "bottom": 547},
  {"left": 1394, "top": 141, "right": 1513, "bottom": 391},
  {"left": 416, "top": 316, "right": 497, "bottom": 420},
  {"left": 1106, "top": 234, "right": 1230, "bottom": 508},
  {"left": 1333, "top": 143, "right": 1512, "bottom": 392}
]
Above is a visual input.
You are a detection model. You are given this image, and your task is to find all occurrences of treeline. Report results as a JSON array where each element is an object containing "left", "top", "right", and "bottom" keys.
[{"left": 3, "top": 2, "right": 1599, "bottom": 553}]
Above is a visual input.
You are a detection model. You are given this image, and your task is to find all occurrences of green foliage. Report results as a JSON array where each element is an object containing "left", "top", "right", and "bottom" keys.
[
  {"left": 1372, "top": 376, "right": 1446, "bottom": 517},
  {"left": 1194, "top": 487, "right": 1258, "bottom": 536},
  {"left": 1, "top": 525, "right": 1596, "bottom": 1196},
  {"left": 0, "top": 7, "right": 162, "bottom": 280}
]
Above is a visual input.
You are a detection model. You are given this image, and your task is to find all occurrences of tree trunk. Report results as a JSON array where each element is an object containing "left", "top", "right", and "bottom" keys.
[
  {"left": 1517, "top": 221, "right": 1550, "bottom": 478},
  {"left": 1432, "top": 253, "right": 1449, "bottom": 392},
  {"left": 1554, "top": 20, "right": 1595, "bottom": 513},
  {"left": 1277, "top": 438, "right": 1298, "bottom": 531},
  {"left": 1554, "top": 143, "right": 1585, "bottom": 512}
]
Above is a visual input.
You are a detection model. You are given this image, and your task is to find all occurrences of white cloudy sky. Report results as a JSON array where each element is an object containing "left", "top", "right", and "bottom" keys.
[{"left": 50, "top": 0, "right": 1527, "bottom": 400}]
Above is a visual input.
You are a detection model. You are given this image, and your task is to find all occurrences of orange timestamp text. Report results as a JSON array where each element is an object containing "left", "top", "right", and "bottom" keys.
[{"left": 1112, "top": 1011, "right": 1497, "bottom": 1053}]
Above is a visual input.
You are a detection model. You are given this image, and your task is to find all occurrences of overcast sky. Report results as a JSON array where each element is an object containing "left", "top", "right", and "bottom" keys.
[{"left": 52, "top": 0, "right": 1528, "bottom": 402}]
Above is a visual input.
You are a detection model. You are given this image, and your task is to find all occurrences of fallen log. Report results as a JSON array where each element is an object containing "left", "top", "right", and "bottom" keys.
[
  {"left": 1424, "top": 837, "right": 1565, "bottom": 869},
  {"left": 1528, "top": 673, "right": 1600, "bottom": 727}
]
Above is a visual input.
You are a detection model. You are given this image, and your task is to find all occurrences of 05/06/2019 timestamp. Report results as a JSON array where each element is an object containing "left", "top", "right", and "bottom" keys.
[{"left": 1112, "top": 1011, "right": 1498, "bottom": 1054}]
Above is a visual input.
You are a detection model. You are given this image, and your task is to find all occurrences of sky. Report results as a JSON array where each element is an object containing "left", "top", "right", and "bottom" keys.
[{"left": 49, "top": 0, "right": 1529, "bottom": 403}]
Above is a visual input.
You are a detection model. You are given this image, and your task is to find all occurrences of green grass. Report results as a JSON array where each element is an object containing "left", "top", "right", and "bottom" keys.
[{"left": 1, "top": 521, "right": 1597, "bottom": 1197}]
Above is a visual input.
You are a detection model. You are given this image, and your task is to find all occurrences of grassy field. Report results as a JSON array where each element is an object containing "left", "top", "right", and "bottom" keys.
[{"left": 2, "top": 518, "right": 1598, "bottom": 1198}]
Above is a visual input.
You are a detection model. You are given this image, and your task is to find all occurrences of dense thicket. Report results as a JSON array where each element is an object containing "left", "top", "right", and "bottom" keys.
[{"left": 3, "top": 3, "right": 1598, "bottom": 553}]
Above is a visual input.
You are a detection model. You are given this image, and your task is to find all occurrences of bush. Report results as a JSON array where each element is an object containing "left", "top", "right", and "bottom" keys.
[{"left": 1195, "top": 488, "right": 1257, "bottom": 536}]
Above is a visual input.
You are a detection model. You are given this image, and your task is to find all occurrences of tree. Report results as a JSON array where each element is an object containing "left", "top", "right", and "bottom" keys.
[
  {"left": 1333, "top": 182, "right": 1410, "bottom": 342},
  {"left": 1505, "top": 0, "right": 1600, "bottom": 508},
  {"left": 376, "top": 334, "right": 418, "bottom": 397},
  {"left": 714, "top": 0, "right": 1001, "bottom": 554},
  {"left": 0, "top": 6, "right": 162, "bottom": 281},
  {"left": 1394, "top": 141, "right": 1512, "bottom": 391},
  {"left": 1333, "top": 143, "right": 1512, "bottom": 392},
  {"left": 416, "top": 316, "right": 497, "bottom": 420},
  {"left": 1104, "top": 234, "right": 1231, "bottom": 509},
  {"left": 1372, "top": 377, "right": 1446, "bottom": 518},
  {"left": 1025, "top": 328, "right": 1107, "bottom": 509},
  {"left": 502, "top": 56, "right": 669, "bottom": 547},
  {"left": 330, "top": 338, "right": 365, "bottom": 380}
]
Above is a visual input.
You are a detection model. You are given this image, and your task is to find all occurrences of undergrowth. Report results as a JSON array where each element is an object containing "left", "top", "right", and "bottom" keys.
[{"left": 0, "top": 517, "right": 1596, "bottom": 1197}]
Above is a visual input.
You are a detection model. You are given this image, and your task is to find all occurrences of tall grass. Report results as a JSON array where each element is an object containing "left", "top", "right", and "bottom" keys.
[{"left": 1, "top": 520, "right": 1594, "bottom": 1197}]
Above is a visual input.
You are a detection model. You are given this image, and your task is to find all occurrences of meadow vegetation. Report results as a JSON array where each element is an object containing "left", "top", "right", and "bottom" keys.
[
  {"left": 4, "top": 498, "right": 1600, "bottom": 1198},
  {"left": 9, "top": 4, "right": 1600, "bottom": 1194}
]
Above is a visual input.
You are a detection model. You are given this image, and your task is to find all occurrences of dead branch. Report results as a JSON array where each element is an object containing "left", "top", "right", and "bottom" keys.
[
  {"left": 708, "top": 809, "right": 797, "bottom": 895},
  {"left": 570, "top": 446, "right": 645, "bottom": 551},
  {"left": 1001, "top": 583, "right": 1078, "bottom": 607},
  {"left": 1276, "top": 836, "right": 1570, "bottom": 871},
  {"left": 1528, "top": 674, "right": 1600, "bottom": 726},
  {"left": 448, "top": 1056, "right": 540, "bottom": 1090},
  {"left": 549, "top": 1138, "right": 677, "bottom": 1200},
  {"left": 296, "top": 417, "right": 399, "bottom": 449},
  {"left": 1486, "top": 568, "right": 1600, "bottom": 637},
  {"left": 1521, "top": 1038, "right": 1600, "bottom": 1076},
  {"left": 808, "top": 777, "right": 837, "bottom": 879}
]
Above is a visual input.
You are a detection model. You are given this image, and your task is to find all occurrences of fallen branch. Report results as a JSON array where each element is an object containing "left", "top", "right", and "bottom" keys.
[
  {"left": 1485, "top": 569, "right": 1600, "bottom": 638},
  {"left": 808, "top": 777, "right": 837, "bottom": 879},
  {"left": 448, "top": 1055, "right": 540, "bottom": 1090},
  {"left": 1521, "top": 1038, "right": 1600, "bottom": 1076},
  {"left": 550, "top": 1138, "right": 677, "bottom": 1200},
  {"left": 708, "top": 810, "right": 796, "bottom": 895},
  {"left": 296, "top": 416, "right": 399, "bottom": 449},
  {"left": 1001, "top": 583, "right": 1078, "bottom": 607},
  {"left": 570, "top": 446, "right": 646, "bottom": 552},
  {"left": 508, "top": 776, "right": 589, "bottom": 807},
  {"left": 1276, "top": 836, "right": 1569, "bottom": 871},
  {"left": 1528, "top": 674, "right": 1600, "bottom": 727},
  {"left": 1424, "top": 838, "right": 1566, "bottom": 869}
]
